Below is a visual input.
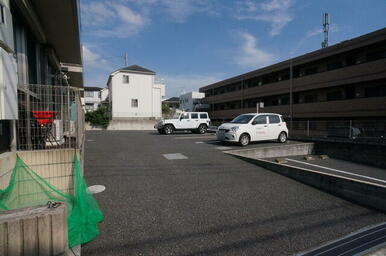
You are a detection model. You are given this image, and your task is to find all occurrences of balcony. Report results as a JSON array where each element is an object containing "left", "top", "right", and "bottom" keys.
[
  {"left": 206, "top": 58, "right": 386, "bottom": 102},
  {"left": 262, "top": 96, "right": 386, "bottom": 118}
]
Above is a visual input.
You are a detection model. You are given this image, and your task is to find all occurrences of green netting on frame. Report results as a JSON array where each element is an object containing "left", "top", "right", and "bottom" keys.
[{"left": 0, "top": 153, "right": 104, "bottom": 248}]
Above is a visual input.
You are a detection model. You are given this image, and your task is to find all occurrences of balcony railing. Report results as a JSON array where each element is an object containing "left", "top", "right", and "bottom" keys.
[
  {"left": 289, "top": 120, "right": 386, "bottom": 144},
  {"left": 16, "top": 84, "right": 84, "bottom": 151}
]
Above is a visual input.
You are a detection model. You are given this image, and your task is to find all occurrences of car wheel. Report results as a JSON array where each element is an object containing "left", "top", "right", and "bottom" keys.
[
  {"left": 163, "top": 125, "right": 174, "bottom": 135},
  {"left": 239, "top": 133, "right": 250, "bottom": 146},
  {"left": 278, "top": 132, "right": 287, "bottom": 143},
  {"left": 198, "top": 124, "right": 207, "bottom": 134}
]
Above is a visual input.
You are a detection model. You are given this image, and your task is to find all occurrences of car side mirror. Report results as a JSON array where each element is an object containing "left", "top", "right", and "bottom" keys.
[{"left": 252, "top": 121, "right": 257, "bottom": 125}]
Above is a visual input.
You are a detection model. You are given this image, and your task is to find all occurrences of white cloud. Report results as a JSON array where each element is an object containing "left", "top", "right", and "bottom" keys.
[
  {"left": 160, "top": 0, "right": 218, "bottom": 22},
  {"left": 159, "top": 73, "right": 222, "bottom": 97},
  {"left": 127, "top": 0, "right": 219, "bottom": 23},
  {"left": 236, "top": 0, "right": 294, "bottom": 36},
  {"left": 290, "top": 24, "right": 340, "bottom": 55},
  {"left": 82, "top": 45, "right": 113, "bottom": 73},
  {"left": 234, "top": 32, "right": 276, "bottom": 68},
  {"left": 81, "top": 2, "right": 147, "bottom": 38}
]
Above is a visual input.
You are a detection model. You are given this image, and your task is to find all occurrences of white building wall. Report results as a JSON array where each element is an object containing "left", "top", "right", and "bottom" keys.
[
  {"left": 84, "top": 91, "right": 101, "bottom": 111},
  {"left": 110, "top": 72, "right": 162, "bottom": 118},
  {"left": 179, "top": 92, "right": 205, "bottom": 112},
  {"left": 0, "top": 0, "right": 18, "bottom": 120},
  {"left": 100, "top": 88, "right": 109, "bottom": 101}
]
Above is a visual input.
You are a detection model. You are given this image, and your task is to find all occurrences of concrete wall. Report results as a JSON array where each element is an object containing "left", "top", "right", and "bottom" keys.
[
  {"left": 107, "top": 119, "right": 158, "bottom": 130},
  {"left": 0, "top": 149, "right": 78, "bottom": 194},
  {"left": 109, "top": 72, "right": 162, "bottom": 118},
  {"left": 235, "top": 157, "right": 386, "bottom": 213},
  {"left": 0, "top": 151, "right": 16, "bottom": 189},
  {"left": 227, "top": 143, "right": 315, "bottom": 159},
  {"left": 313, "top": 141, "right": 386, "bottom": 169}
]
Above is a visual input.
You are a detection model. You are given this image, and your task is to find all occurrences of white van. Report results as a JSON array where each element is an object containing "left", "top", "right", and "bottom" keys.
[
  {"left": 155, "top": 112, "right": 211, "bottom": 134},
  {"left": 216, "top": 113, "right": 288, "bottom": 146}
]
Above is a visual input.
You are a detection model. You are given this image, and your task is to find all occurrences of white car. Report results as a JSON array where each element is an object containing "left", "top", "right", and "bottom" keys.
[
  {"left": 155, "top": 112, "right": 211, "bottom": 135},
  {"left": 216, "top": 113, "right": 288, "bottom": 146}
]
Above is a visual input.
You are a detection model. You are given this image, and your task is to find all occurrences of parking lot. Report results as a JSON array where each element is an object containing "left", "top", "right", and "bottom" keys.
[{"left": 82, "top": 131, "right": 386, "bottom": 256}]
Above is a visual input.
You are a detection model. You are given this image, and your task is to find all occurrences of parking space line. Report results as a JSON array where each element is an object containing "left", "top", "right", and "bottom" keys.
[
  {"left": 195, "top": 142, "right": 204, "bottom": 144},
  {"left": 175, "top": 136, "right": 215, "bottom": 140},
  {"left": 216, "top": 146, "right": 232, "bottom": 150},
  {"left": 163, "top": 153, "right": 188, "bottom": 160},
  {"left": 285, "top": 158, "right": 386, "bottom": 184}
]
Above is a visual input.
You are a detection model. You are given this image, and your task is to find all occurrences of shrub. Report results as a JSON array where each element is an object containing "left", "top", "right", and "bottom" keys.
[
  {"left": 162, "top": 103, "right": 170, "bottom": 113},
  {"left": 85, "top": 107, "right": 109, "bottom": 128}
]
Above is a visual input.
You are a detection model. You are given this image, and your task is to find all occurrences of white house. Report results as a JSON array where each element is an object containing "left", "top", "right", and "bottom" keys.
[
  {"left": 83, "top": 86, "right": 105, "bottom": 112},
  {"left": 108, "top": 65, "right": 165, "bottom": 119},
  {"left": 179, "top": 91, "right": 205, "bottom": 111}
]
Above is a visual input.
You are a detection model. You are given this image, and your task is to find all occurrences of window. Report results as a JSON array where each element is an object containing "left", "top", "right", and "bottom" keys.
[
  {"left": 364, "top": 86, "right": 386, "bottom": 98},
  {"left": 180, "top": 113, "right": 189, "bottom": 119},
  {"left": 253, "top": 115, "right": 267, "bottom": 125},
  {"left": 200, "top": 113, "right": 208, "bottom": 119},
  {"left": 327, "top": 90, "right": 342, "bottom": 101},
  {"left": 304, "top": 67, "right": 318, "bottom": 75},
  {"left": 85, "top": 91, "right": 94, "bottom": 97},
  {"left": 327, "top": 61, "right": 343, "bottom": 71},
  {"left": 269, "top": 115, "right": 280, "bottom": 124},
  {"left": 304, "top": 94, "right": 317, "bottom": 103},
  {"left": 345, "top": 86, "right": 356, "bottom": 99},
  {"left": 123, "top": 75, "right": 129, "bottom": 84},
  {"left": 131, "top": 99, "right": 138, "bottom": 108},
  {"left": 191, "top": 113, "right": 198, "bottom": 119},
  {"left": 0, "top": 5, "right": 5, "bottom": 24}
]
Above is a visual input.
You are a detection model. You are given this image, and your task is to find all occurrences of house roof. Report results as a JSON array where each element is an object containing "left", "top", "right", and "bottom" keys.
[
  {"left": 164, "top": 97, "right": 180, "bottom": 103},
  {"left": 84, "top": 86, "right": 103, "bottom": 91},
  {"left": 116, "top": 65, "right": 156, "bottom": 75}
]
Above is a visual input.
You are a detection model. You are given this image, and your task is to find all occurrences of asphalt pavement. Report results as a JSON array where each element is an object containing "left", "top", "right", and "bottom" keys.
[{"left": 82, "top": 131, "right": 386, "bottom": 256}]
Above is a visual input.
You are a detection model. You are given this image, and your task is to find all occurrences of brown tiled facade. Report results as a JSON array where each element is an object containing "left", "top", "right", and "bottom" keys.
[{"left": 200, "top": 28, "right": 386, "bottom": 121}]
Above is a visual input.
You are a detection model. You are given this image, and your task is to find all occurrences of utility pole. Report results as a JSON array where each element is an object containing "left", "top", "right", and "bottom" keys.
[
  {"left": 321, "top": 13, "right": 329, "bottom": 48},
  {"left": 289, "top": 58, "right": 293, "bottom": 134},
  {"left": 124, "top": 52, "right": 128, "bottom": 66}
]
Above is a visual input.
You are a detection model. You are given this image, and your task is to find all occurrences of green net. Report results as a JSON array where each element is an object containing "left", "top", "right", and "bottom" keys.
[{"left": 0, "top": 153, "right": 104, "bottom": 248}]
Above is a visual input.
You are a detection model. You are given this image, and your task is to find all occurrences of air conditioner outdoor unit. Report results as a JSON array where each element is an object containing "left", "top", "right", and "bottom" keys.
[{"left": 48, "top": 119, "right": 65, "bottom": 145}]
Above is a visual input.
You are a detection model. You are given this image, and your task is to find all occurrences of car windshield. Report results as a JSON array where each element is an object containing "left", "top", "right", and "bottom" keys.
[{"left": 230, "top": 114, "right": 255, "bottom": 124}]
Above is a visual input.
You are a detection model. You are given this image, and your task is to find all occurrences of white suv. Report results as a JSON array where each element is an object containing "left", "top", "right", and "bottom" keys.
[
  {"left": 155, "top": 112, "right": 211, "bottom": 135},
  {"left": 216, "top": 113, "right": 288, "bottom": 146}
]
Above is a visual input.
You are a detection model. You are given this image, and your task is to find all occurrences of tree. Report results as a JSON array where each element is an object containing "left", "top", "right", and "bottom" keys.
[{"left": 85, "top": 107, "right": 110, "bottom": 128}]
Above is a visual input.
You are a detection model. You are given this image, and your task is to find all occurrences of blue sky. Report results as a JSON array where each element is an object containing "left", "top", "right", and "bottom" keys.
[{"left": 80, "top": 0, "right": 386, "bottom": 97}]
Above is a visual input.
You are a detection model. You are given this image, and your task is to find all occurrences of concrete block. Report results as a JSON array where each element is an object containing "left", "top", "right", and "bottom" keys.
[
  {"left": 304, "top": 155, "right": 315, "bottom": 161},
  {"left": 320, "top": 154, "right": 329, "bottom": 159}
]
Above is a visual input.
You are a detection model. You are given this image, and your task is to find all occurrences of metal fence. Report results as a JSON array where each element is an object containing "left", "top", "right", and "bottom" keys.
[
  {"left": 289, "top": 120, "right": 386, "bottom": 143},
  {"left": 16, "top": 84, "right": 84, "bottom": 151}
]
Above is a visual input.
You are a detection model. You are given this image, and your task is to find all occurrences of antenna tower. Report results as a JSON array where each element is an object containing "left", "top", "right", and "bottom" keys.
[{"left": 321, "top": 13, "right": 329, "bottom": 48}]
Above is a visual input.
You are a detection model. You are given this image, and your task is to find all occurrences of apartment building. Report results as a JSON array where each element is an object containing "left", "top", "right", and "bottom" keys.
[
  {"left": 0, "top": 0, "right": 84, "bottom": 154},
  {"left": 83, "top": 86, "right": 108, "bottom": 112},
  {"left": 200, "top": 28, "right": 386, "bottom": 122}
]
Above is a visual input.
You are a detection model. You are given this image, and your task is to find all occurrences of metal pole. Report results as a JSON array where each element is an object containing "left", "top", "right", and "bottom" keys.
[
  {"left": 349, "top": 120, "right": 352, "bottom": 139},
  {"left": 307, "top": 120, "right": 310, "bottom": 137},
  {"left": 290, "top": 59, "right": 293, "bottom": 135}
]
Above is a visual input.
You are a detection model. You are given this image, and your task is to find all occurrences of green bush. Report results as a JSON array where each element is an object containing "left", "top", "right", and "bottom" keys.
[
  {"left": 162, "top": 103, "right": 170, "bottom": 113},
  {"left": 85, "top": 107, "right": 110, "bottom": 128}
]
